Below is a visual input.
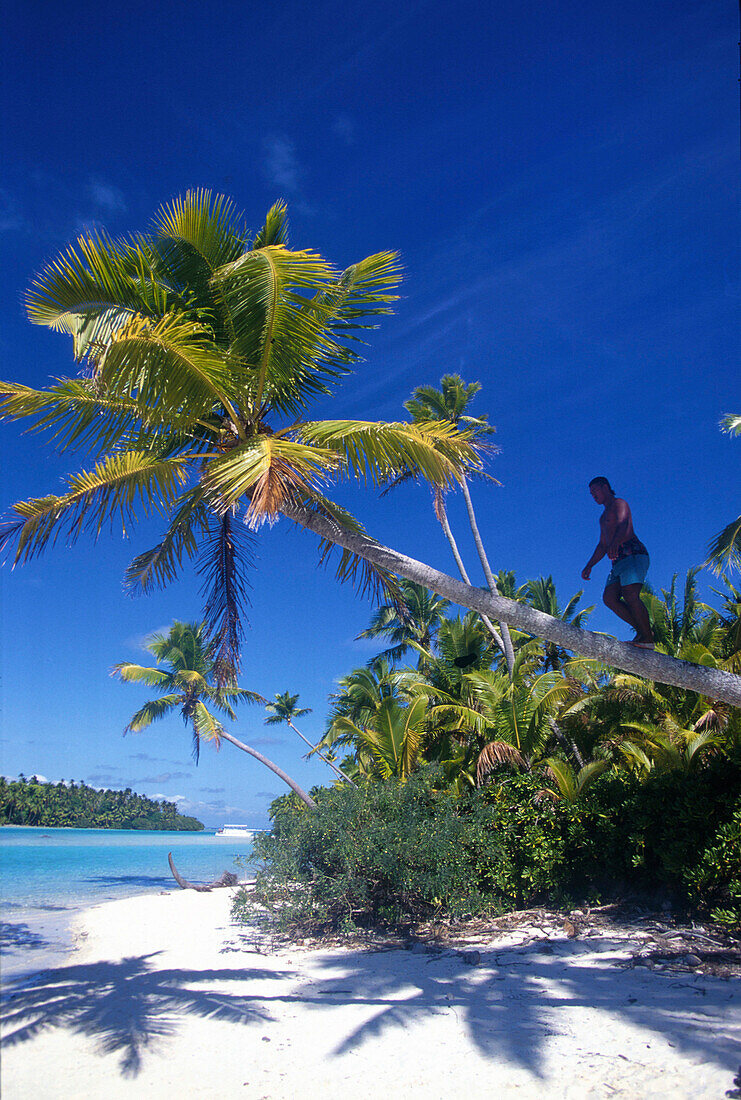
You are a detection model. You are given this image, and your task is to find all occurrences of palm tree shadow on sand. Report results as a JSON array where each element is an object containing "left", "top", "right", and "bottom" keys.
[
  {"left": 299, "top": 937, "right": 739, "bottom": 1080},
  {"left": 2, "top": 938, "right": 738, "bottom": 1083},
  {"left": 1, "top": 954, "right": 293, "bottom": 1077}
]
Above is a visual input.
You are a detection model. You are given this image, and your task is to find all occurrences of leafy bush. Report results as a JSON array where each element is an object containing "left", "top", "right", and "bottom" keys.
[
  {"left": 232, "top": 761, "right": 741, "bottom": 937},
  {"left": 683, "top": 807, "right": 741, "bottom": 927}
]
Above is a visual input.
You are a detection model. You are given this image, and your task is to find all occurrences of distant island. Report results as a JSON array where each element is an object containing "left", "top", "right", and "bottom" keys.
[{"left": 0, "top": 775, "right": 204, "bottom": 831}]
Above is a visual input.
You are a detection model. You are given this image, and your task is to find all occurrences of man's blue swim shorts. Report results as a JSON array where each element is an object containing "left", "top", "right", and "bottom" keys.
[{"left": 605, "top": 554, "right": 649, "bottom": 589}]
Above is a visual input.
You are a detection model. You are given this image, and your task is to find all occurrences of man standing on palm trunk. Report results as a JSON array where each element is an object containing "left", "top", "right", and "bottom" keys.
[{"left": 581, "top": 477, "right": 655, "bottom": 648}]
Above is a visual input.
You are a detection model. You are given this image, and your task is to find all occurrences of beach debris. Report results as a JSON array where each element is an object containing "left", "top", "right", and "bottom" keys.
[{"left": 167, "top": 852, "right": 239, "bottom": 891}]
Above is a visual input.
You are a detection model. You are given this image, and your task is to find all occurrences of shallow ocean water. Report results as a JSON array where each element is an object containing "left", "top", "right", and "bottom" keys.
[{"left": 0, "top": 826, "right": 256, "bottom": 978}]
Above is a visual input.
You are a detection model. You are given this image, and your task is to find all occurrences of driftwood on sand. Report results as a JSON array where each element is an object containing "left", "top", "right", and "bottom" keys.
[{"left": 167, "top": 851, "right": 239, "bottom": 892}]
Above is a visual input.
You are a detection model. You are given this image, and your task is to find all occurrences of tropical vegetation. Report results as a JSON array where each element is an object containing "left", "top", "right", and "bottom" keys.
[
  {"left": 0, "top": 775, "right": 203, "bottom": 830},
  {"left": 113, "top": 621, "right": 318, "bottom": 808},
  {"left": 234, "top": 569, "right": 741, "bottom": 933},
  {"left": 1, "top": 191, "right": 737, "bottom": 707}
]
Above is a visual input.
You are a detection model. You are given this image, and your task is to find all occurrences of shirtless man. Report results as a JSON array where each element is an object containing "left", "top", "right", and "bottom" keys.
[{"left": 581, "top": 476, "right": 654, "bottom": 648}]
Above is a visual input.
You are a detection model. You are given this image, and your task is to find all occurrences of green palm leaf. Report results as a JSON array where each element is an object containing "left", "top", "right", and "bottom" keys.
[
  {"left": 252, "top": 200, "right": 290, "bottom": 249},
  {"left": 213, "top": 245, "right": 341, "bottom": 412},
  {"left": 706, "top": 515, "right": 741, "bottom": 575},
  {"left": 110, "top": 664, "right": 173, "bottom": 689},
  {"left": 26, "top": 231, "right": 168, "bottom": 338},
  {"left": 296, "top": 419, "right": 480, "bottom": 488},
  {"left": 123, "top": 694, "right": 182, "bottom": 733},
  {"left": 3, "top": 452, "right": 190, "bottom": 563},
  {"left": 154, "top": 189, "right": 248, "bottom": 274},
  {"left": 96, "top": 314, "right": 244, "bottom": 427},
  {"left": 0, "top": 378, "right": 204, "bottom": 455},
  {"left": 124, "top": 487, "right": 211, "bottom": 595}
]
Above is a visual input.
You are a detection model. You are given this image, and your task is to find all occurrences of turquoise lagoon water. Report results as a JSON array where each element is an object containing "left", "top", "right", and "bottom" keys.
[{"left": 0, "top": 827, "right": 257, "bottom": 978}]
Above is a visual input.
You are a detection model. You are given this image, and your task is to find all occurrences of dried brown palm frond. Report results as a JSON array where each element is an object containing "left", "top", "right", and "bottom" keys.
[
  {"left": 533, "top": 787, "right": 559, "bottom": 805},
  {"left": 693, "top": 704, "right": 730, "bottom": 732},
  {"left": 476, "top": 740, "right": 526, "bottom": 786}
]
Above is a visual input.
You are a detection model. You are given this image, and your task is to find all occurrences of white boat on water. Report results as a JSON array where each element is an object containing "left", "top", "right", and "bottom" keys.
[{"left": 215, "top": 824, "right": 254, "bottom": 838}]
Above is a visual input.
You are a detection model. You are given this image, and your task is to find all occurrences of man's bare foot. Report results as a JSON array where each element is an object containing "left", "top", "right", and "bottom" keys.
[{"left": 630, "top": 635, "right": 655, "bottom": 649}]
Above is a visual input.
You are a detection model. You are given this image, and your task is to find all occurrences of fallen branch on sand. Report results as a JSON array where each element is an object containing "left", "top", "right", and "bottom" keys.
[{"left": 167, "top": 851, "right": 238, "bottom": 891}]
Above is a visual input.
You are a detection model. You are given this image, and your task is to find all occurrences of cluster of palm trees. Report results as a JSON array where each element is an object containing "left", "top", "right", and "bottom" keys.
[
  {"left": 3, "top": 190, "right": 740, "bottom": 709},
  {"left": 0, "top": 775, "right": 202, "bottom": 829},
  {"left": 310, "top": 570, "right": 741, "bottom": 803}
]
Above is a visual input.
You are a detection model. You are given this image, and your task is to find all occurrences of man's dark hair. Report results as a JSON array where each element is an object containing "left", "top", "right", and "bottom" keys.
[{"left": 589, "top": 476, "right": 614, "bottom": 492}]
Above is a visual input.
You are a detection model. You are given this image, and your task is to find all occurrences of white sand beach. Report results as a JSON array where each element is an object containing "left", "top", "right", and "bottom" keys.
[{"left": 2, "top": 888, "right": 739, "bottom": 1099}]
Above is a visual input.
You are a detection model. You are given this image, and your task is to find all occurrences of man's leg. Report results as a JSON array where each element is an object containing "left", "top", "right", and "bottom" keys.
[
  {"left": 621, "top": 583, "right": 653, "bottom": 643},
  {"left": 603, "top": 582, "right": 639, "bottom": 629}
]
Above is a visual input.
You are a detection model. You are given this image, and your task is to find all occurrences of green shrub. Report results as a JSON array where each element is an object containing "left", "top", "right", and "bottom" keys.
[
  {"left": 683, "top": 807, "right": 741, "bottom": 928},
  {"left": 233, "top": 769, "right": 574, "bottom": 935},
  {"left": 231, "top": 761, "right": 741, "bottom": 937}
]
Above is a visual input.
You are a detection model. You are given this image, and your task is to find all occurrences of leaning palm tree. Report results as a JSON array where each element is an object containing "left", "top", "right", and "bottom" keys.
[
  {"left": 265, "top": 690, "right": 356, "bottom": 786},
  {"left": 112, "top": 621, "right": 317, "bottom": 809},
  {"left": 2, "top": 191, "right": 740, "bottom": 706},
  {"left": 402, "top": 375, "right": 515, "bottom": 675}
]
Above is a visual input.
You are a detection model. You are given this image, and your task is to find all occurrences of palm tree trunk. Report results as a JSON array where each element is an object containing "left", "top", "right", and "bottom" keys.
[
  {"left": 436, "top": 496, "right": 507, "bottom": 659},
  {"left": 282, "top": 501, "right": 741, "bottom": 707},
  {"left": 219, "top": 730, "right": 317, "bottom": 809},
  {"left": 459, "top": 478, "right": 516, "bottom": 676},
  {"left": 548, "top": 716, "right": 586, "bottom": 769},
  {"left": 287, "top": 719, "right": 357, "bottom": 786}
]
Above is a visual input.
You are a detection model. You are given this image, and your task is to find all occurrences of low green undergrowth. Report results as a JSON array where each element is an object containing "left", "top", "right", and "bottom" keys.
[{"left": 232, "top": 760, "right": 741, "bottom": 937}]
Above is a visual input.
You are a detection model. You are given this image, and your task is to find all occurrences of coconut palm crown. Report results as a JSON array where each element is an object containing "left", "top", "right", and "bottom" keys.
[{"left": 0, "top": 191, "right": 482, "bottom": 677}]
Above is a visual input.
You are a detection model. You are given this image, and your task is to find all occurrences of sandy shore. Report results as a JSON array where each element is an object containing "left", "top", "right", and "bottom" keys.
[{"left": 1, "top": 888, "right": 739, "bottom": 1099}]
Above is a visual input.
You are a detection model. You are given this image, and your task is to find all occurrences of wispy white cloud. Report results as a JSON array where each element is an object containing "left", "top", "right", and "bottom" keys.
[
  {"left": 155, "top": 792, "right": 260, "bottom": 825},
  {"left": 88, "top": 179, "right": 127, "bottom": 214},
  {"left": 262, "top": 136, "right": 302, "bottom": 193},
  {"left": 137, "top": 771, "right": 192, "bottom": 783}
]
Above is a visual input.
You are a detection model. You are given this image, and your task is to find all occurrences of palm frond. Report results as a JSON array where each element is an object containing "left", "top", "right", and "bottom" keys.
[
  {"left": 252, "top": 200, "right": 289, "bottom": 248},
  {"left": 190, "top": 699, "right": 226, "bottom": 762},
  {"left": 123, "top": 694, "right": 182, "bottom": 733},
  {"left": 26, "top": 231, "right": 167, "bottom": 340},
  {"left": 124, "top": 487, "right": 211, "bottom": 594},
  {"left": 0, "top": 378, "right": 205, "bottom": 455},
  {"left": 202, "top": 435, "right": 339, "bottom": 523},
  {"left": 476, "top": 741, "right": 527, "bottom": 785},
  {"left": 541, "top": 758, "right": 577, "bottom": 801},
  {"left": 153, "top": 189, "right": 248, "bottom": 273},
  {"left": 197, "top": 507, "right": 255, "bottom": 682},
  {"left": 110, "top": 663, "right": 173, "bottom": 689},
  {"left": 2, "top": 452, "right": 190, "bottom": 564},
  {"left": 329, "top": 251, "right": 402, "bottom": 324},
  {"left": 721, "top": 413, "right": 741, "bottom": 436},
  {"left": 95, "top": 313, "right": 244, "bottom": 427},
  {"left": 213, "top": 245, "right": 341, "bottom": 413},
  {"left": 705, "top": 515, "right": 741, "bottom": 575},
  {"left": 296, "top": 419, "right": 481, "bottom": 489}
]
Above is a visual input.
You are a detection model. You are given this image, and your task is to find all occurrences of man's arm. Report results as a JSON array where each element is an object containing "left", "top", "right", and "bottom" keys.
[{"left": 581, "top": 541, "right": 606, "bottom": 581}]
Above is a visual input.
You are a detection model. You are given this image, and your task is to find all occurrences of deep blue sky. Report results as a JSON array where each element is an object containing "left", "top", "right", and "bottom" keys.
[{"left": 1, "top": 1, "right": 737, "bottom": 827}]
